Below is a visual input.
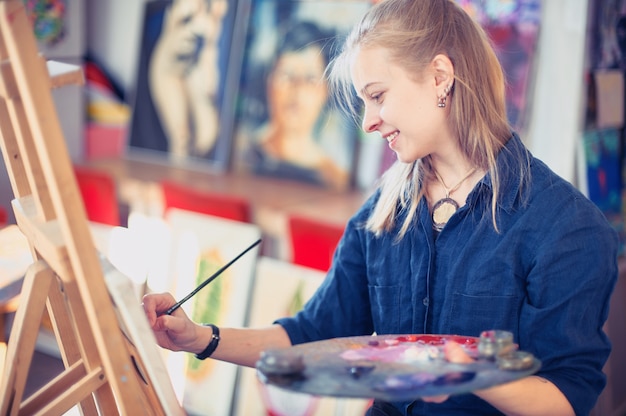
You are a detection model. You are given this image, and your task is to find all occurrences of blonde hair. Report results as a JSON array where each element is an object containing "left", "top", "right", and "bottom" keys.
[{"left": 329, "top": 0, "right": 513, "bottom": 238}]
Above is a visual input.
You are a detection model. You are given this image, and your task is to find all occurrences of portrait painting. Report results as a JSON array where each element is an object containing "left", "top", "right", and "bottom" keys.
[
  {"left": 231, "top": 0, "right": 373, "bottom": 191},
  {"left": 129, "top": 0, "right": 242, "bottom": 169}
]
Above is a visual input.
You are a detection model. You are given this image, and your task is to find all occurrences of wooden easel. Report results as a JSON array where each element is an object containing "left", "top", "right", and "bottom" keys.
[{"left": 0, "top": 1, "right": 184, "bottom": 414}]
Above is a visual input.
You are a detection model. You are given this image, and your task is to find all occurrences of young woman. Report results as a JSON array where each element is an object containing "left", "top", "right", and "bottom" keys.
[{"left": 143, "top": 1, "right": 618, "bottom": 414}]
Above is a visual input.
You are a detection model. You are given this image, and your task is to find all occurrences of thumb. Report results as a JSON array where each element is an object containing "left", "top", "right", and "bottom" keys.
[{"left": 444, "top": 341, "right": 474, "bottom": 364}]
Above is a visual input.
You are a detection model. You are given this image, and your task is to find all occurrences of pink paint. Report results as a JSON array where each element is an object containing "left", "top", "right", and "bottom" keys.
[{"left": 339, "top": 335, "right": 478, "bottom": 363}]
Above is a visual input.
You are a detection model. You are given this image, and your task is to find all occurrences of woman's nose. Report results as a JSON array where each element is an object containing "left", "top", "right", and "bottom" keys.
[{"left": 361, "top": 107, "right": 381, "bottom": 133}]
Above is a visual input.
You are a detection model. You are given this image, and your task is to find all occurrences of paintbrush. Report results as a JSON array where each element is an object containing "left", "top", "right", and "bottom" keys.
[{"left": 165, "top": 238, "right": 262, "bottom": 315}]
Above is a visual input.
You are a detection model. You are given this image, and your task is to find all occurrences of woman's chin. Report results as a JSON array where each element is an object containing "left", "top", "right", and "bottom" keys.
[{"left": 394, "top": 153, "right": 415, "bottom": 164}]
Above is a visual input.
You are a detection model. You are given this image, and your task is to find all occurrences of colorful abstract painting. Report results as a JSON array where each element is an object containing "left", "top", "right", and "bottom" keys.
[
  {"left": 24, "top": 0, "right": 66, "bottom": 45},
  {"left": 580, "top": 128, "right": 624, "bottom": 253},
  {"left": 23, "top": 0, "right": 84, "bottom": 59},
  {"left": 582, "top": 129, "right": 622, "bottom": 214},
  {"left": 456, "top": 0, "right": 542, "bottom": 132}
]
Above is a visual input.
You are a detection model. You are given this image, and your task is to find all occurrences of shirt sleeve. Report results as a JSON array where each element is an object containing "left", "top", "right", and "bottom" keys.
[
  {"left": 519, "top": 192, "right": 618, "bottom": 415},
  {"left": 276, "top": 195, "right": 378, "bottom": 345}
]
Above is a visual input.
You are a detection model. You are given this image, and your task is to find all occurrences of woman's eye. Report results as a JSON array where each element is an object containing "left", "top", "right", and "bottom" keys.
[{"left": 370, "top": 93, "right": 383, "bottom": 103}]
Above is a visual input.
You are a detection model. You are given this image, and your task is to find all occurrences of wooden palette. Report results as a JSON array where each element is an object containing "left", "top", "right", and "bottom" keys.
[{"left": 256, "top": 334, "right": 540, "bottom": 402}]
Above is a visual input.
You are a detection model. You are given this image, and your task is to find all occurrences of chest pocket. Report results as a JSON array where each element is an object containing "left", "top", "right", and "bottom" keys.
[{"left": 447, "top": 293, "right": 520, "bottom": 336}]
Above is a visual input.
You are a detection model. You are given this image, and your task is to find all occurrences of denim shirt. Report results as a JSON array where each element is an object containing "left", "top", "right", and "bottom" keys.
[{"left": 276, "top": 134, "right": 618, "bottom": 415}]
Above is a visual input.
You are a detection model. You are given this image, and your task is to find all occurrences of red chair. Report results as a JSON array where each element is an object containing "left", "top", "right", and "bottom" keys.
[
  {"left": 160, "top": 180, "right": 252, "bottom": 223},
  {"left": 288, "top": 214, "right": 344, "bottom": 272},
  {"left": 74, "top": 166, "right": 120, "bottom": 226},
  {"left": 0, "top": 205, "right": 7, "bottom": 226}
]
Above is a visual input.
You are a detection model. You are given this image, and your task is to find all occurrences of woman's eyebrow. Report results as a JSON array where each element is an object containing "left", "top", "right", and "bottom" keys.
[
  {"left": 360, "top": 82, "right": 381, "bottom": 97},
  {"left": 359, "top": 83, "right": 372, "bottom": 96}
]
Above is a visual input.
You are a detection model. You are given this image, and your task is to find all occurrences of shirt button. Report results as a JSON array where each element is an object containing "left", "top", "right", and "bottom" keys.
[{"left": 422, "top": 297, "right": 429, "bottom": 306}]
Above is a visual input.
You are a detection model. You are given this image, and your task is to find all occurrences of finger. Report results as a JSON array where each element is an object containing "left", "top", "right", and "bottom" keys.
[
  {"left": 155, "top": 307, "right": 192, "bottom": 333},
  {"left": 422, "top": 395, "right": 449, "bottom": 403},
  {"left": 142, "top": 293, "right": 177, "bottom": 323},
  {"left": 141, "top": 295, "right": 158, "bottom": 325}
]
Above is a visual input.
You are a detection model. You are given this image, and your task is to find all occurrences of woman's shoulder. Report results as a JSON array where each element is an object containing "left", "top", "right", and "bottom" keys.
[
  {"left": 527, "top": 156, "right": 617, "bottom": 236},
  {"left": 500, "top": 135, "right": 615, "bottom": 234},
  {"left": 529, "top": 156, "right": 591, "bottom": 204},
  {"left": 505, "top": 134, "right": 595, "bottom": 206}
]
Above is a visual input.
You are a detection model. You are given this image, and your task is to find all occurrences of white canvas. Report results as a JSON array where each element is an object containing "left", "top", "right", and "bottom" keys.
[
  {"left": 102, "top": 255, "right": 184, "bottom": 415},
  {"left": 165, "top": 208, "right": 261, "bottom": 416},
  {"left": 234, "top": 256, "right": 371, "bottom": 416}
]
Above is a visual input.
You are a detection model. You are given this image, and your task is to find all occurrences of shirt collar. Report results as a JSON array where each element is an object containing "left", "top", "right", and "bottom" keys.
[{"left": 474, "top": 132, "right": 531, "bottom": 214}]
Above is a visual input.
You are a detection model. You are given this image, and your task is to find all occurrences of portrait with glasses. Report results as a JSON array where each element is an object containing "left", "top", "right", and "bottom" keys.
[{"left": 232, "top": 0, "right": 372, "bottom": 191}]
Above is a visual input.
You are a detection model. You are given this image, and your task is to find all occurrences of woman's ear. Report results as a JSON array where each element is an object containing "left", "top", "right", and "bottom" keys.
[{"left": 431, "top": 54, "right": 454, "bottom": 88}]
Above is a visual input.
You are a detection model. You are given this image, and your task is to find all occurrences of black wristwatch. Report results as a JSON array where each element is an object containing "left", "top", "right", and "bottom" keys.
[{"left": 194, "top": 323, "right": 220, "bottom": 360}]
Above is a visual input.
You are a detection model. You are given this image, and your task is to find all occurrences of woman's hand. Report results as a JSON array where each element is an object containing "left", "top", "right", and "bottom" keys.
[
  {"left": 142, "top": 292, "right": 203, "bottom": 353},
  {"left": 423, "top": 341, "right": 575, "bottom": 415}
]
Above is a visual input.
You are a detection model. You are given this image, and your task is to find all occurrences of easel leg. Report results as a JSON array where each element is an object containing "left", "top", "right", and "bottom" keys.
[
  {"left": 45, "top": 275, "right": 115, "bottom": 415},
  {"left": 0, "top": 261, "right": 53, "bottom": 416}
]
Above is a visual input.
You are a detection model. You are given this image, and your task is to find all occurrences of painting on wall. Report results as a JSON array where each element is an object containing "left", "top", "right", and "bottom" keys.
[
  {"left": 588, "top": 0, "right": 626, "bottom": 70},
  {"left": 234, "top": 257, "right": 372, "bottom": 416},
  {"left": 456, "top": 0, "right": 542, "bottom": 133},
  {"left": 128, "top": 0, "right": 244, "bottom": 169},
  {"left": 579, "top": 128, "right": 624, "bottom": 253},
  {"left": 24, "top": 0, "right": 86, "bottom": 59},
  {"left": 231, "top": 0, "right": 373, "bottom": 191},
  {"left": 581, "top": 128, "right": 622, "bottom": 214},
  {"left": 165, "top": 208, "right": 261, "bottom": 415}
]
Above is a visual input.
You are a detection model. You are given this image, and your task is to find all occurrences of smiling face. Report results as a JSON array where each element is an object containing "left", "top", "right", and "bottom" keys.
[{"left": 350, "top": 46, "right": 455, "bottom": 164}]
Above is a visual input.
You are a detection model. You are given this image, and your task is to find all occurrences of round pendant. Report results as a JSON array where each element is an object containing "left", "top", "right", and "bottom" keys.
[{"left": 432, "top": 197, "right": 459, "bottom": 231}]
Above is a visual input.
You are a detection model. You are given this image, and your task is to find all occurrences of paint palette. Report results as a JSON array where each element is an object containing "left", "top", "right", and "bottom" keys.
[{"left": 256, "top": 334, "right": 541, "bottom": 402}]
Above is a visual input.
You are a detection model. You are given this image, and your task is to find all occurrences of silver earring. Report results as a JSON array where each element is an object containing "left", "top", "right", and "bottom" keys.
[{"left": 437, "top": 83, "right": 453, "bottom": 108}]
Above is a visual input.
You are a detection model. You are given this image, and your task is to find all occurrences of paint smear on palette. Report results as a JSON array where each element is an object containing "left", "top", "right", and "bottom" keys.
[
  {"left": 373, "top": 371, "right": 476, "bottom": 392},
  {"left": 185, "top": 248, "right": 229, "bottom": 379},
  {"left": 340, "top": 335, "right": 478, "bottom": 364},
  {"left": 339, "top": 336, "right": 479, "bottom": 393}
]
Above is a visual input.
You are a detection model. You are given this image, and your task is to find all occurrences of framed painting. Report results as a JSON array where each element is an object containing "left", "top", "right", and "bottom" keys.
[
  {"left": 231, "top": 0, "right": 373, "bottom": 191},
  {"left": 128, "top": 0, "right": 246, "bottom": 170},
  {"left": 164, "top": 208, "right": 261, "bottom": 415},
  {"left": 24, "top": 0, "right": 85, "bottom": 59},
  {"left": 587, "top": 0, "right": 626, "bottom": 71},
  {"left": 456, "top": 0, "right": 542, "bottom": 133},
  {"left": 578, "top": 128, "right": 624, "bottom": 253},
  {"left": 234, "top": 256, "right": 371, "bottom": 416}
]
